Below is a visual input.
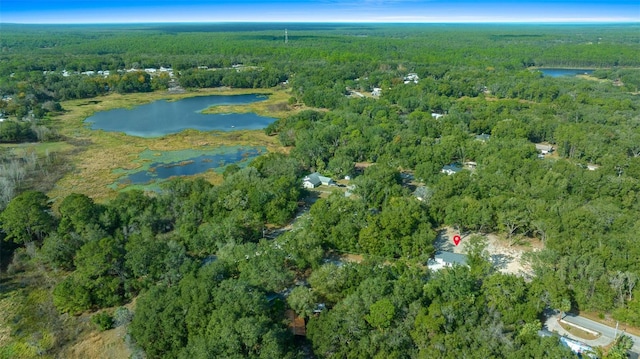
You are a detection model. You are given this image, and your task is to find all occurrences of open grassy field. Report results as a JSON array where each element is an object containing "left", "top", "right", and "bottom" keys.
[{"left": 46, "top": 87, "right": 294, "bottom": 203}]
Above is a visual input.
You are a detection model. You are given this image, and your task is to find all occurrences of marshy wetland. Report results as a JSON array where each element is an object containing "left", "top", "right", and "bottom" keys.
[
  {"left": 112, "top": 146, "right": 266, "bottom": 190},
  {"left": 48, "top": 88, "right": 292, "bottom": 202}
]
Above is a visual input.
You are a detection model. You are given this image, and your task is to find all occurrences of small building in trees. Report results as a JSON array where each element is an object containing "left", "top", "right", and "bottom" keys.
[
  {"left": 404, "top": 73, "right": 419, "bottom": 84},
  {"left": 463, "top": 161, "right": 477, "bottom": 169},
  {"left": 475, "top": 133, "right": 490, "bottom": 142},
  {"left": 427, "top": 251, "right": 467, "bottom": 271},
  {"left": 441, "top": 164, "right": 462, "bottom": 175},
  {"left": 559, "top": 337, "right": 594, "bottom": 357},
  {"left": 303, "top": 172, "right": 334, "bottom": 188},
  {"left": 313, "top": 303, "right": 326, "bottom": 314},
  {"left": 535, "top": 143, "right": 554, "bottom": 155},
  {"left": 285, "top": 309, "right": 306, "bottom": 336},
  {"left": 414, "top": 186, "right": 436, "bottom": 203}
]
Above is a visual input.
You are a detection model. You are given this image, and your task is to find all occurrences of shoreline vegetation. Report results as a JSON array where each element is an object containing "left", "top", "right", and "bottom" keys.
[{"left": 48, "top": 87, "right": 293, "bottom": 202}]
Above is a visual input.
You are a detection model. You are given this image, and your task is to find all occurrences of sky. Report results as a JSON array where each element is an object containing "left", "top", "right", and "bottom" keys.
[{"left": 1, "top": 0, "right": 639, "bottom": 24}]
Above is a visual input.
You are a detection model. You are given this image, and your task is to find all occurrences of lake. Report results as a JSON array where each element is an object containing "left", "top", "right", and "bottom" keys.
[
  {"left": 114, "top": 146, "right": 265, "bottom": 186},
  {"left": 538, "top": 68, "right": 594, "bottom": 78},
  {"left": 85, "top": 94, "right": 276, "bottom": 137}
]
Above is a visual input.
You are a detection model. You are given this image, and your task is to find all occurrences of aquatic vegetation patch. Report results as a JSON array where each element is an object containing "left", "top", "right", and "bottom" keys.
[{"left": 110, "top": 146, "right": 266, "bottom": 189}]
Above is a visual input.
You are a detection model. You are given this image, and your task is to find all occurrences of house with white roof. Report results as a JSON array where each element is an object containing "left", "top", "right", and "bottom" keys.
[
  {"left": 441, "top": 164, "right": 463, "bottom": 175},
  {"left": 427, "top": 252, "right": 468, "bottom": 271},
  {"left": 404, "top": 73, "right": 419, "bottom": 84}
]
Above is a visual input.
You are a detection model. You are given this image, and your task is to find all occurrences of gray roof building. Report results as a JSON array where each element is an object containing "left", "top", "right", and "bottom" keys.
[{"left": 428, "top": 251, "right": 468, "bottom": 271}]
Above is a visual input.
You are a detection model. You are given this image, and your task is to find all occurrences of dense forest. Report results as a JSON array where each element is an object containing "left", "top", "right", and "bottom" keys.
[{"left": 0, "top": 23, "right": 639, "bottom": 358}]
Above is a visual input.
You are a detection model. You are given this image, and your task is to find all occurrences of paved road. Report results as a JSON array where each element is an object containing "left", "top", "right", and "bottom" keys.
[
  {"left": 563, "top": 314, "right": 640, "bottom": 354},
  {"left": 544, "top": 313, "right": 613, "bottom": 348}
]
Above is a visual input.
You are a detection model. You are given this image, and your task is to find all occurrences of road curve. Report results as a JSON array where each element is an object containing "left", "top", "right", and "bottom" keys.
[{"left": 562, "top": 314, "right": 640, "bottom": 354}]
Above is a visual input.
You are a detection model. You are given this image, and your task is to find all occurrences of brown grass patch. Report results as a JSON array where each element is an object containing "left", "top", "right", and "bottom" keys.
[
  {"left": 559, "top": 321, "right": 600, "bottom": 341},
  {"left": 58, "top": 325, "right": 131, "bottom": 359},
  {"left": 201, "top": 89, "right": 297, "bottom": 119}
]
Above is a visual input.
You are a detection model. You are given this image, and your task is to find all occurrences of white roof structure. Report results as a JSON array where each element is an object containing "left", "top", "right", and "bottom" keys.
[{"left": 428, "top": 252, "right": 467, "bottom": 271}]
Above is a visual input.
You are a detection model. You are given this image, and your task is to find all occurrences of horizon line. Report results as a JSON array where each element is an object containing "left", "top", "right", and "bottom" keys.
[{"left": 2, "top": 20, "right": 639, "bottom": 25}]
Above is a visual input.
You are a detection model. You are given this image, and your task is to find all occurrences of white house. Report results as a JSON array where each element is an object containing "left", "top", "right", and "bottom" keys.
[
  {"left": 441, "top": 164, "right": 462, "bottom": 175},
  {"left": 559, "top": 337, "right": 595, "bottom": 358},
  {"left": 303, "top": 172, "right": 334, "bottom": 189},
  {"left": 371, "top": 88, "right": 382, "bottom": 97},
  {"left": 427, "top": 252, "right": 467, "bottom": 271},
  {"left": 431, "top": 113, "right": 444, "bottom": 119},
  {"left": 404, "top": 73, "right": 419, "bottom": 84}
]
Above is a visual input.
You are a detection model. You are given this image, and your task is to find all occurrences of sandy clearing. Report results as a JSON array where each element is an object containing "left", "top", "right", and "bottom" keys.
[{"left": 435, "top": 227, "right": 541, "bottom": 277}]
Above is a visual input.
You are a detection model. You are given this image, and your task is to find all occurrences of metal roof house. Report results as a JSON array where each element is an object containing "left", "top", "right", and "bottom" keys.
[
  {"left": 427, "top": 251, "right": 468, "bottom": 271},
  {"left": 303, "top": 172, "right": 335, "bottom": 189},
  {"left": 441, "top": 164, "right": 463, "bottom": 175}
]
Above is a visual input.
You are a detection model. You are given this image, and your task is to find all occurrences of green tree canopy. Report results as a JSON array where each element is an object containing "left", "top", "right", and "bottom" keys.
[{"left": 0, "top": 190, "right": 55, "bottom": 244}]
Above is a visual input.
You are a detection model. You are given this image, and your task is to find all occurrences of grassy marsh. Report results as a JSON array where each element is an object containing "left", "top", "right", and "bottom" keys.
[{"left": 47, "top": 87, "right": 293, "bottom": 202}]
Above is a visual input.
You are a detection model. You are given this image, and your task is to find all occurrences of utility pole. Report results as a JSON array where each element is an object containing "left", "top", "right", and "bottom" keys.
[{"left": 285, "top": 29, "right": 288, "bottom": 44}]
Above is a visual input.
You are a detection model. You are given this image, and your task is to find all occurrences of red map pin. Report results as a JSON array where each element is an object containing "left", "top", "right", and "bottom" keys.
[{"left": 453, "top": 235, "right": 461, "bottom": 246}]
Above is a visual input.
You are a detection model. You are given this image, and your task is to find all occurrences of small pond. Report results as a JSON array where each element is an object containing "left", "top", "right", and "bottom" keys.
[
  {"left": 538, "top": 68, "right": 594, "bottom": 78},
  {"left": 85, "top": 94, "right": 276, "bottom": 137},
  {"left": 113, "top": 146, "right": 265, "bottom": 187}
]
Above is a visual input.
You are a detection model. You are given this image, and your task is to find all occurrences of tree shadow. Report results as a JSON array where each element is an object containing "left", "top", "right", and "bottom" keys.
[
  {"left": 0, "top": 241, "right": 20, "bottom": 272},
  {"left": 434, "top": 229, "right": 456, "bottom": 252},
  {"left": 490, "top": 253, "right": 513, "bottom": 270},
  {"left": 0, "top": 276, "right": 25, "bottom": 300}
]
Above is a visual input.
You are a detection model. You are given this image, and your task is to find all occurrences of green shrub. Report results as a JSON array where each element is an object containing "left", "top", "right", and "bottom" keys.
[{"left": 91, "top": 312, "right": 114, "bottom": 331}]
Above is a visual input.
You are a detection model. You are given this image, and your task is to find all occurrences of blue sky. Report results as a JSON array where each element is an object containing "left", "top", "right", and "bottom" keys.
[{"left": 1, "top": 0, "right": 638, "bottom": 23}]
